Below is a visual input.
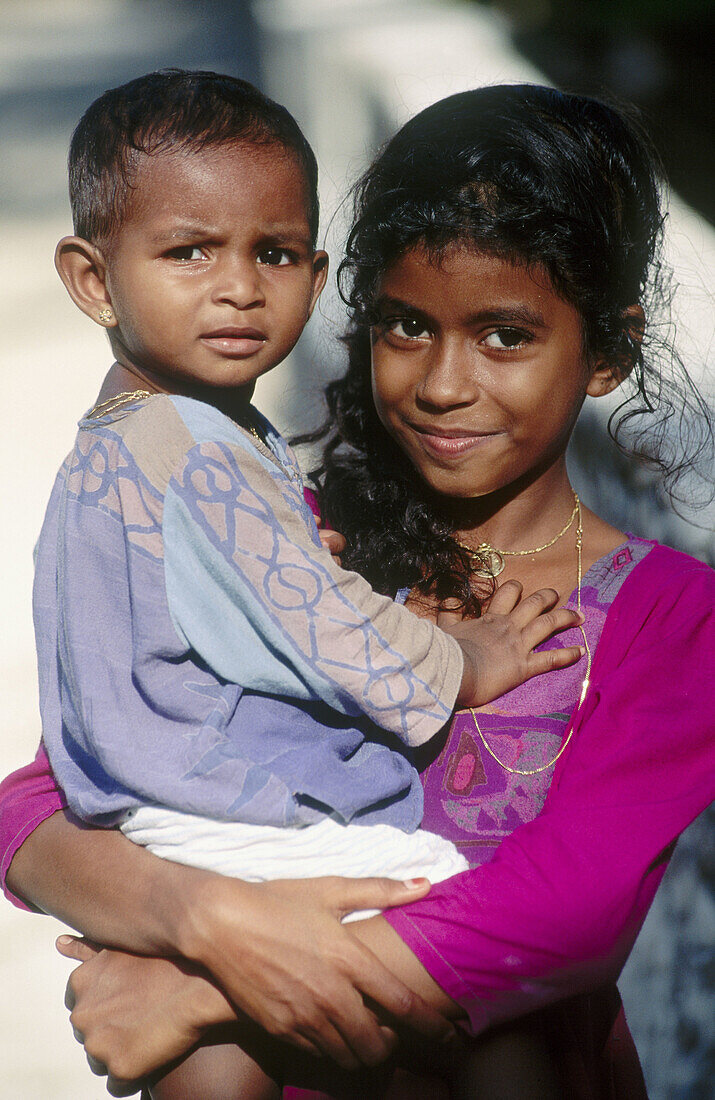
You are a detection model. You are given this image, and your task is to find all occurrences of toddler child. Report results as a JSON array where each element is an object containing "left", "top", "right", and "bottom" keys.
[{"left": 38, "top": 69, "right": 582, "bottom": 1096}]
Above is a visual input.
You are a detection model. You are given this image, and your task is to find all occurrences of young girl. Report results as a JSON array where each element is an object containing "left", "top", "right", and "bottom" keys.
[{"left": 3, "top": 84, "right": 713, "bottom": 1099}]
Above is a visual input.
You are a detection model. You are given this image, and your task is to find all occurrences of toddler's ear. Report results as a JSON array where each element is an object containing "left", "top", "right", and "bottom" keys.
[
  {"left": 54, "top": 236, "right": 117, "bottom": 329},
  {"left": 586, "top": 304, "right": 645, "bottom": 397}
]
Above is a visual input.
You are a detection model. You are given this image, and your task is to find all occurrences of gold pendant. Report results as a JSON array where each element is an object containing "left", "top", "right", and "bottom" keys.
[{"left": 471, "top": 545, "right": 505, "bottom": 578}]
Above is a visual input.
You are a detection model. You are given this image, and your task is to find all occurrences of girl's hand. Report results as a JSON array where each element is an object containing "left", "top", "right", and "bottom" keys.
[
  {"left": 59, "top": 936, "right": 231, "bottom": 1087},
  {"left": 59, "top": 876, "right": 454, "bottom": 1078},
  {"left": 181, "top": 875, "right": 454, "bottom": 1069}
]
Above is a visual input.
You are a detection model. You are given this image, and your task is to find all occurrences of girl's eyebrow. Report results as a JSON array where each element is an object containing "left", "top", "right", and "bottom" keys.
[
  {"left": 375, "top": 296, "right": 546, "bottom": 329},
  {"left": 465, "top": 306, "right": 547, "bottom": 328},
  {"left": 375, "top": 295, "right": 429, "bottom": 317}
]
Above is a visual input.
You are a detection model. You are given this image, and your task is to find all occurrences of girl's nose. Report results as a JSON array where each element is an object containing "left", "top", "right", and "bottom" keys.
[
  {"left": 416, "top": 340, "right": 479, "bottom": 408},
  {"left": 211, "top": 256, "right": 265, "bottom": 310}
]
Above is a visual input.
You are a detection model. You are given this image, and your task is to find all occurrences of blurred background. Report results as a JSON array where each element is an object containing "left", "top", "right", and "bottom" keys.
[{"left": 0, "top": 1, "right": 712, "bottom": 1096}]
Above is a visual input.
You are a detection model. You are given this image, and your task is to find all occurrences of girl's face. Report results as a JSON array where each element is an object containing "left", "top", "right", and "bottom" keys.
[{"left": 371, "top": 245, "right": 612, "bottom": 501}]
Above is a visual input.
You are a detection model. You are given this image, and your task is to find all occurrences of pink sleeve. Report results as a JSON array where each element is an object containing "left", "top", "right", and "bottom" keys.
[
  {"left": 302, "top": 486, "right": 321, "bottom": 521},
  {"left": 384, "top": 550, "right": 714, "bottom": 1034},
  {"left": 0, "top": 742, "right": 66, "bottom": 911}
]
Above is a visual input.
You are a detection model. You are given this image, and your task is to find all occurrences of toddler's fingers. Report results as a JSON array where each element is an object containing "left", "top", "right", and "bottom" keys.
[
  {"left": 522, "top": 607, "right": 583, "bottom": 650},
  {"left": 527, "top": 644, "right": 585, "bottom": 678},
  {"left": 318, "top": 528, "right": 347, "bottom": 555},
  {"left": 488, "top": 579, "right": 524, "bottom": 614},
  {"left": 436, "top": 597, "right": 464, "bottom": 627},
  {"left": 507, "top": 586, "right": 560, "bottom": 625}
]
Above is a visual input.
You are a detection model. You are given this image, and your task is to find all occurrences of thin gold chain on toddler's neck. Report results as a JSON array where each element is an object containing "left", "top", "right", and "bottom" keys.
[
  {"left": 86, "top": 390, "right": 157, "bottom": 419},
  {"left": 85, "top": 389, "right": 300, "bottom": 484},
  {"left": 87, "top": 390, "right": 262, "bottom": 444}
]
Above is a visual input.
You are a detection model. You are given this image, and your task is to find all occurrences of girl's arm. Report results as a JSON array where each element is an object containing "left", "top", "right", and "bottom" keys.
[
  {"left": 58, "top": 930, "right": 452, "bottom": 1086},
  {"left": 381, "top": 550, "right": 714, "bottom": 1032},
  {"left": 6, "top": 800, "right": 455, "bottom": 1071}
]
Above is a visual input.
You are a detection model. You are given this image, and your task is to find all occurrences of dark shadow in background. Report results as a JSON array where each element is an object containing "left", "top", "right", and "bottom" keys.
[{"left": 468, "top": 0, "right": 714, "bottom": 225}]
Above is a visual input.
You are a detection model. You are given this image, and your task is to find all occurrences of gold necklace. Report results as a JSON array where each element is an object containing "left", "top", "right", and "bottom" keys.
[
  {"left": 86, "top": 389, "right": 263, "bottom": 444},
  {"left": 469, "top": 495, "right": 592, "bottom": 776},
  {"left": 85, "top": 389, "right": 299, "bottom": 487},
  {"left": 455, "top": 495, "right": 580, "bottom": 578},
  {"left": 86, "top": 390, "right": 156, "bottom": 419}
]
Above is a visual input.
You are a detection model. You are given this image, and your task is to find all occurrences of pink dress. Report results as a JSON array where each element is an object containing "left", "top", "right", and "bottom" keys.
[{"left": 1, "top": 540, "right": 713, "bottom": 1097}]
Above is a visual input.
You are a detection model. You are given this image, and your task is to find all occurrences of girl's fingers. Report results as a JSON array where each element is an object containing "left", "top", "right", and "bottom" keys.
[
  {"left": 106, "top": 1075, "right": 145, "bottom": 1099},
  {"left": 327, "top": 957, "right": 436, "bottom": 1067},
  {"left": 56, "top": 935, "right": 102, "bottom": 962},
  {"left": 317, "top": 875, "right": 432, "bottom": 920},
  {"left": 332, "top": 1013, "right": 398, "bottom": 1071},
  {"left": 306, "top": 1015, "right": 364, "bottom": 1071},
  {"left": 348, "top": 942, "right": 455, "bottom": 1044},
  {"left": 315, "top": 996, "right": 398, "bottom": 1070},
  {"left": 527, "top": 645, "right": 585, "bottom": 677},
  {"left": 521, "top": 607, "right": 583, "bottom": 650},
  {"left": 86, "top": 1052, "right": 110, "bottom": 1078},
  {"left": 488, "top": 579, "right": 524, "bottom": 614}
]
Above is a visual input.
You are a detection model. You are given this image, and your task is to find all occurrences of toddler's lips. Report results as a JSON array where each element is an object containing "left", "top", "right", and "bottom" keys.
[{"left": 201, "top": 327, "right": 267, "bottom": 356}]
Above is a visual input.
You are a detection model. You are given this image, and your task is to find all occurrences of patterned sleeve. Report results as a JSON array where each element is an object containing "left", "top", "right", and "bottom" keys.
[
  {"left": 384, "top": 553, "right": 714, "bottom": 1032},
  {"left": 163, "top": 436, "right": 462, "bottom": 746}
]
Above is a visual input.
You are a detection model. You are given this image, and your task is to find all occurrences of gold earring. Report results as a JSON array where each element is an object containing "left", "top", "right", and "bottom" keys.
[{"left": 98, "top": 308, "right": 113, "bottom": 324}]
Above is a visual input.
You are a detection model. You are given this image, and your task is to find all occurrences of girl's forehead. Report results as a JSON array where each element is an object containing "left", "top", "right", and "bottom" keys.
[{"left": 380, "top": 245, "right": 559, "bottom": 307}]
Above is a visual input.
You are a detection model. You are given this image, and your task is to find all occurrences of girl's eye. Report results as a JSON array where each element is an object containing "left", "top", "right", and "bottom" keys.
[
  {"left": 257, "top": 248, "right": 292, "bottom": 266},
  {"left": 388, "top": 318, "right": 430, "bottom": 341},
  {"left": 168, "top": 245, "right": 204, "bottom": 261},
  {"left": 482, "top": 328, "right": 529, "bottom": 350}
]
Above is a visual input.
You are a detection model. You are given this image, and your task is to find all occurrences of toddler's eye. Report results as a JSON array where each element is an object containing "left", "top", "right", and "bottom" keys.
[
  {"left": 389, "top": 318, "right": 430, "bottom": 341},
  {"left": 482, "top": 328, "right": 528, "bottom": 349},
  {"left": 258, "top": 248, "right": 292, "bottom": 266},
  {"left": 168, "top": 245, "right": 204, "bottom": 261}
]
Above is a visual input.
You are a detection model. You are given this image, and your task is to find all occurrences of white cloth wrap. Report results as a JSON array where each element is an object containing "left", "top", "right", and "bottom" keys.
[{"left": 120, "top": 807, "right": 469, "bottom": 922}]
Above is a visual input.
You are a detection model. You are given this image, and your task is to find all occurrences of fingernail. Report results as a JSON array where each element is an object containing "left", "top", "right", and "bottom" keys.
[
  {"left": 579, "top": 646, "right": 587, "bottom": 656},
  {"left": 56, "top": 935, "right": 73, "bottom": 946},
  {"left": 404, "top": 877, "right": 429, "bottom": 889}
]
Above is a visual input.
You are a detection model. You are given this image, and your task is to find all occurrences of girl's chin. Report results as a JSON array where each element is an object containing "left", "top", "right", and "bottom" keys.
[{"left": 420, "top": 474, "right": 495, "bottom": 501}]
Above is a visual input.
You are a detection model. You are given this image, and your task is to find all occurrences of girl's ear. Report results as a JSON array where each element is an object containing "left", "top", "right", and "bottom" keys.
[
  {"left": 54, "top": 236, "right": 117, "bottom": 329},
  {"left": 586, "top": 304, "right": 645, "bottom": 397}
]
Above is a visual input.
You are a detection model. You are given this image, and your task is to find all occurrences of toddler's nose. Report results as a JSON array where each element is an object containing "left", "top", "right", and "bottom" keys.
[{"left": 212, "top": 255, "right": 265, "bottom": 310}]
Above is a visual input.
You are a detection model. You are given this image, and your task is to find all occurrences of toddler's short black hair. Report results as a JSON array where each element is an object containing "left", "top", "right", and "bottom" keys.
[{"left": 69, "top": 68, "right": 320, "bottom": 247}]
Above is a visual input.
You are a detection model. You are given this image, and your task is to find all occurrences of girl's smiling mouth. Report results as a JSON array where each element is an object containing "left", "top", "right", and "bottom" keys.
[{"left": 408, "top": 423, "right": 504, "bottom": 456}]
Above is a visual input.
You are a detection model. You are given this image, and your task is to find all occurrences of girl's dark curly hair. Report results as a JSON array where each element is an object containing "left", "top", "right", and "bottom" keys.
[{"left": 305, "top": 85, "right": 711, "bottom": 613}]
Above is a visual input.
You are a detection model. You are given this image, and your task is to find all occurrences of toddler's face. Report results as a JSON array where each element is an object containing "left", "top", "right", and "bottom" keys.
[{"left": 102, "top": 141, "right": 326, "bottom": 403}]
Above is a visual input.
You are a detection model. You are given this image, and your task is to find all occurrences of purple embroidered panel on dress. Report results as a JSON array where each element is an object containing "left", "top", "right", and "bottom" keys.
[{"left": 416, "top": 539, "right": 653, "bottom": 864}]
